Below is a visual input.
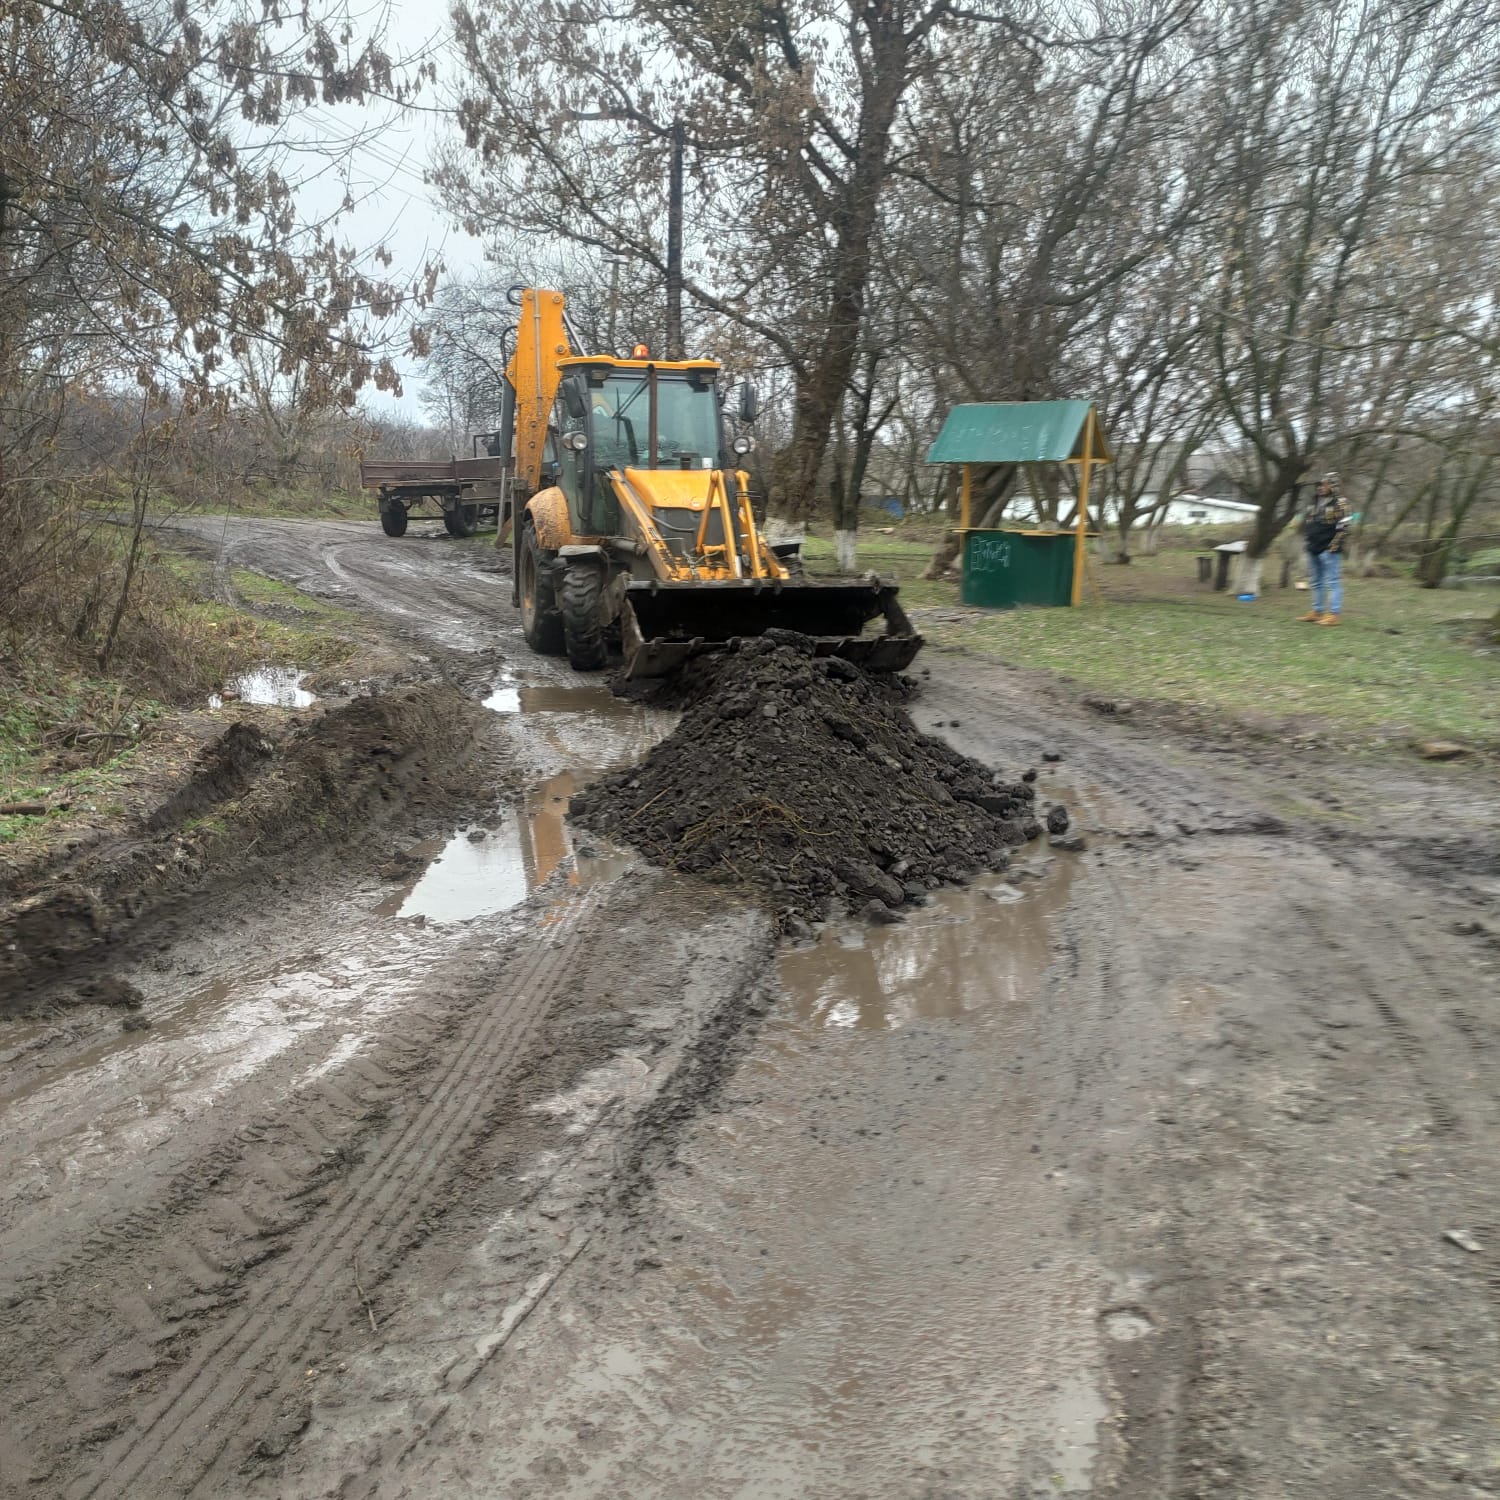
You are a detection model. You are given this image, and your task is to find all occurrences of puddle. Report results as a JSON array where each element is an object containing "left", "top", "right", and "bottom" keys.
[
  {"left": 484, "top": 679, "right": 521, "bottom": 712},
  {"left": 381, "top": 771, "right": 635, "bottom": 925},
  {"left": 211, "top": 665, "right": 316, "bottom": 709},
  {"left": 482, "top": 673, "right": 668, "bottom": 744},
  {"left": 779, "top": 857, "right": 1081, "bottom": 1031},
  {"left": 384, "top": 677, "right": 669, "bottom": 925},
  {"left": 1044, "top": 1370, "right": 1112, "bottom": 1491}
]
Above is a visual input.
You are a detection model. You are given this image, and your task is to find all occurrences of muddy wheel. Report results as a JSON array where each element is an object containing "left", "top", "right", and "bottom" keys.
[
  {"left": 443, "top": 504, "right": 477, "bottom": 538},
  {"left": 379, "top": 501, "right": 408, "bottom": 538},
  {"left": 561, "top": 563, "right": 609, "bottom": 671},
  {"left": 519, "top": 525, "right": 564, "bottom": 655}
]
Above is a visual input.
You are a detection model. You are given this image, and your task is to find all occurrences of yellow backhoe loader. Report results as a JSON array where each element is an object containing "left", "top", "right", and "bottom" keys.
[{"left": 497, "top": 288, "right": 922, "bottom": 676}]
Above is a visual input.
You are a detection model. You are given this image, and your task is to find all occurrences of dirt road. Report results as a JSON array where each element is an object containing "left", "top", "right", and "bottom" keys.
[{"left": 2, "top": 518, "right": 1497, "bottom": 1499}]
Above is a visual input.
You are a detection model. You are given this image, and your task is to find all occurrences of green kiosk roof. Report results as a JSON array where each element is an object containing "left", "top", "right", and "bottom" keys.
[{"left": 926, "top": 400, "right": 1110, "bottom": 465}]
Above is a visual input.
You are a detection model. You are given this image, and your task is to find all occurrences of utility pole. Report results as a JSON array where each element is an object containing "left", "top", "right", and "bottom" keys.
[
  {"left": 665, "top": 119, "right": 684, "bottom": 360},
  {"left": 606, "top": 256, "right": 623, "bottom": 352}
]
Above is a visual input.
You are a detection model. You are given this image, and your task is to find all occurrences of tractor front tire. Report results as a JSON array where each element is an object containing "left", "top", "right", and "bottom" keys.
[
  {"left": 561, "top": 563, "right": 609, "bottom": 671},
  {"left": 380, "top": 501, "right": 408, "bottom": 538},
  {"left": 443, "top": 503, "right": 477, "bottom": 538},
  {"left": 519, "top": 525, "right": 565, "bottom": 655}
]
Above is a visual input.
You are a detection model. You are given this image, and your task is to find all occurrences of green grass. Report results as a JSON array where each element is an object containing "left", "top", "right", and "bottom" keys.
[
  {"left": 227, "top": 568, "right": 354, "bottom": 628},
  {"left": 0, "top": 674, "right": 164, "bottom": 843},
  {"left": 800, "top": 534, "right": 1496, "bottom": 749},
  {"left": 800, "top": 535, "right": 955, "bottom": 606},
  {"left": 906, "top": 549, "right": 1497, "bottom": 750},
  {"left": 157, "top": 553, "right": 357, "bottom": 664},
  {"left": 211, "top": 485, "right": 364, "bottom": 520},
  {"left": 86, "top": 483, "right": 366, "bottom": 522}
]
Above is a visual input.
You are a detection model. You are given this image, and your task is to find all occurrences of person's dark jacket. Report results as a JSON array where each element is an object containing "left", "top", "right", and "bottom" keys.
[{"left": 1303, "top": 493, "right": 1352, "bottom": 555}]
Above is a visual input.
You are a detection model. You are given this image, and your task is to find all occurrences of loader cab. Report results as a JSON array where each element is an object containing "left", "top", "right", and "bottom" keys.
[{"left": 553, "top": 358, "right": 728, "bottom": 537}]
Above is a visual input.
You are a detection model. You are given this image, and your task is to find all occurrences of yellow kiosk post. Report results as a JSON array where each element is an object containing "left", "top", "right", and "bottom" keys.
[{"left": 1071, "top": 411, "right": 1096, "bottom": 607}]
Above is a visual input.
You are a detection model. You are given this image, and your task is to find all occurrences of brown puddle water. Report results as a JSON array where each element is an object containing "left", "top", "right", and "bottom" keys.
[
  {"left": 380, "top": 678, "right": 670, "bottom": 925},
  {"left": 780, "top": 855, "right": 1080, "bottom": 1031},
  {"left": 376, "top": 771, "right": 634, "bottom": 925}
]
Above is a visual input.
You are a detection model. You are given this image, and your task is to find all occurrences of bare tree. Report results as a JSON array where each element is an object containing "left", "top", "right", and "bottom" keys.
[
  {"left": 439, "top": 0, "right": 1069, "bottom": 521},
  {"left": 0, "top": 0, "right": 432, "bottom": 490},
  {"left": 1196, "top": 0, "right": 1500, "bottom": 592}
]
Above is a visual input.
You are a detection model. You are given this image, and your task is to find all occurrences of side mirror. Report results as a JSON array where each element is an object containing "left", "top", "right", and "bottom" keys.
[
  {"left": 561, "top": 379, "right": 587, "bottom": 421},
  {"left": 738, "top": 383, "right": 759, "bottom": 425}
]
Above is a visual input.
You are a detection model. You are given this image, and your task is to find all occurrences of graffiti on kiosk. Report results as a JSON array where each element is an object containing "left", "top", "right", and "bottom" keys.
[{"left": 969, "top": 536, "right": 1013, "bottom": 571}]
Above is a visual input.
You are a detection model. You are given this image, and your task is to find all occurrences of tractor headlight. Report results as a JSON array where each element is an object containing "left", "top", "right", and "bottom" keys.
[
  {"left": 566, "top": 431, "right": 589, "bottom": 451},
  {"left": 732, "top": 435, "right": 754, "bottom": 455}
]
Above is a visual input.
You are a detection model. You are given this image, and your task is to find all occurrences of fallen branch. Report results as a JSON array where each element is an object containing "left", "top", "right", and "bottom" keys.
[
  {"left": 0, "top": 802, "right": 48, "bottom": 816},
  {"left": 353, "top": 1255, "right": 379, "bottom": 1334}
]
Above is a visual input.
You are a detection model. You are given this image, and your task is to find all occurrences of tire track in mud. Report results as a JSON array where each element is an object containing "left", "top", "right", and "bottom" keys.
[
  {"left": 317, "top": 540, "right": 506, "bottom": 644},
  {"left": 354, "top": 840, "right": 1205, "bottom": 1500},
  {"left": 68, "top": 890, "right": 604, "bottom": 1500},
  {"left": 1044, "top": 849, "right": 1195, "bottom": 1499},
  {"left": 914, "top": 654, "right": 1269, "bottom": 839},
  {"left": 1291, "top": 887, "right": 1500, "bottom": 1142}
]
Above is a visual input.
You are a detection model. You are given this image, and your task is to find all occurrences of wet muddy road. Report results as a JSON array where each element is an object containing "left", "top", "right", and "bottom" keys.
[{"left": 3, "top": 519, "right": 1499, "bottom": 1499}]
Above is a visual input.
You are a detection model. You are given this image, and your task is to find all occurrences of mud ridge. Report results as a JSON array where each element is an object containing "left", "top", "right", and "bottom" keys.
[
  {"left": 0, "top": 683, "right": 500, "bottom": 1014},
  {"left": 573, "top": 631, "right": 1050, "bottom": 925}
]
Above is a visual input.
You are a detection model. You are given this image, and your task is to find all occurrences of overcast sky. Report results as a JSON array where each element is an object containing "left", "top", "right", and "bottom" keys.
[{"left": 290, "top": 1, "right": 488, "bottom": 419}]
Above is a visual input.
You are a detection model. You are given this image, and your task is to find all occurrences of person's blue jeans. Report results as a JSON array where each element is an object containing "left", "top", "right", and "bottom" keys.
[{"left": 1308, "top": 549, "right": 1342, "bottom": 615}]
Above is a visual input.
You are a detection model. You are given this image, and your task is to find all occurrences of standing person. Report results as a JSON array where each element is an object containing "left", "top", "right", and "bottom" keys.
[{"left": 1298, "top": 473, "right": 1352, "bottom": 624}]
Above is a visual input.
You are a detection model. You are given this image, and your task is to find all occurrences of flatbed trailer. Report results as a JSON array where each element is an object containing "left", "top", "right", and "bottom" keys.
[{"left": 360, "top": 436, "right": 512, "bottom": 538}]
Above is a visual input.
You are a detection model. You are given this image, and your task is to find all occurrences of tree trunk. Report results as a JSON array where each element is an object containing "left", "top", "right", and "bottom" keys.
[
  {"left": 1414, "top": 542, "right": 1446, "bottom": 588},
  {"left": 1247, "top": 461, "right": 1306, "bottom": 560},
  {"left": 770, "top": 45, "right": 903, "bottom": 519},
  {"left": 1414, "top": 483, "right": 1445, "bottom": 587},
  {"left": 923, "top": 532, "right": 961, "bottom": 580},
  {"left": 828, "top": 460, "right": 861, "bottom": 574},
  {"left": 102, "top": 485, "right": 150, "bottom": 670}
]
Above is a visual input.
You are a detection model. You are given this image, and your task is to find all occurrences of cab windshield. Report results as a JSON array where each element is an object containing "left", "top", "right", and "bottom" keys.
[{"left": 589, "top": 373, "right": 721, "bottom": 469}]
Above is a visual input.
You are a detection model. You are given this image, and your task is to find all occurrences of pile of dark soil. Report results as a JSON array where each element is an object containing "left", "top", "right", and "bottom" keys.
[{"left": 572, "top": 633, "right": 1053, "bottom": 926}]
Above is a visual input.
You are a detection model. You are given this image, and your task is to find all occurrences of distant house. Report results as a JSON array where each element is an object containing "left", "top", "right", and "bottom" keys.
[
  {"left": 1181, "top": 452, "right": 1254, "bottom": 504},
  {"left": 1096, "top": 491, "right": 1259, "bottom": 527},
  {"left": 860, "top": 493, "right": 905, "bottom": 519},
  {"left": 1157, "top": 493, "right": 1260, "bottom": 525},
  {"left": 1109, "top": 443, "right": 1256, "bottom": 507}
]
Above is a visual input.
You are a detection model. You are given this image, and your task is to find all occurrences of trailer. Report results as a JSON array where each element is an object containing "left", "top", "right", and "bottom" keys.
[{"left": 360, "top": 433, "right": 512, "bottom": 539}]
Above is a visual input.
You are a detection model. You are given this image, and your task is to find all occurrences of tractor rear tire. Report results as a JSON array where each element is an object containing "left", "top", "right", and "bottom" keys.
[
  {"left": 444, "top": 503, "right": 477, "bottom": 537},
  {"left": 519, "top": 525, "right": 564, "bottom": 655},
  {"left": 561, "top": 563, "right": 609, "bottom": 671},
  {"left": 380, "top": 501, "right": 408, "bottom": 538}
]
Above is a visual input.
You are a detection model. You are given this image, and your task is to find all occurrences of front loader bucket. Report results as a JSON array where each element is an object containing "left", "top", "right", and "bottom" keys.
[{"left": 622, "top": 578, "right": 923, "bottom": 678}]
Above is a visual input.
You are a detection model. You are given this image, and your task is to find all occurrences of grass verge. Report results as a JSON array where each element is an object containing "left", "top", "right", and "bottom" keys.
[{"left": 804, "top": 536, "right": 1499, "bottom": 751}]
